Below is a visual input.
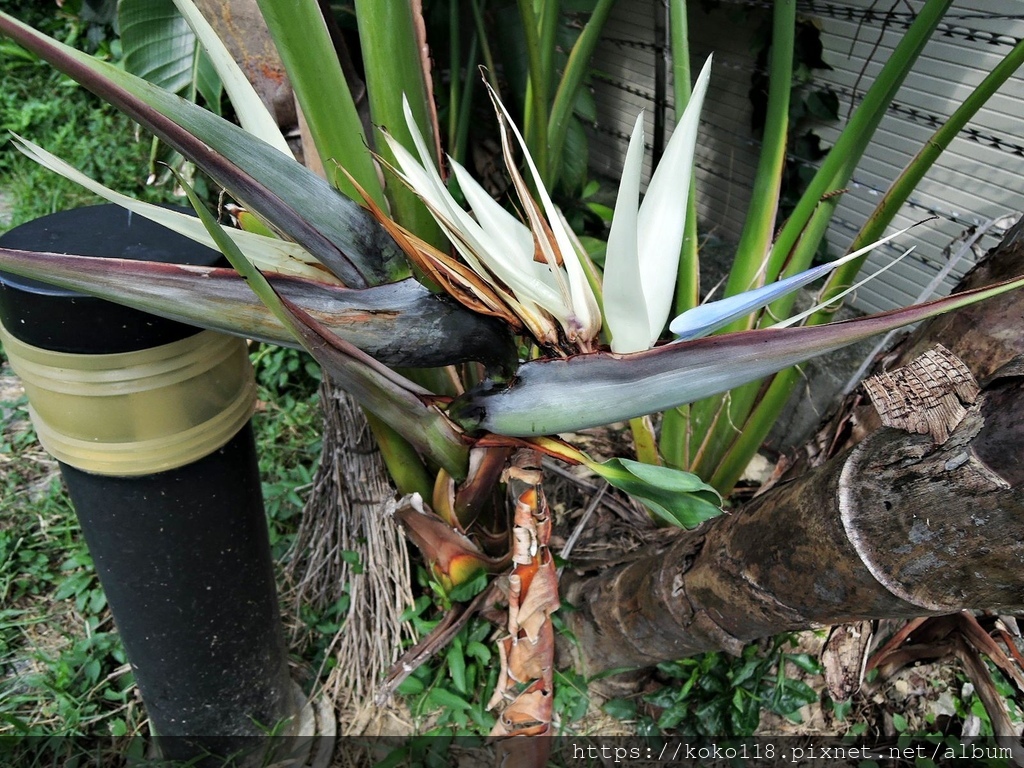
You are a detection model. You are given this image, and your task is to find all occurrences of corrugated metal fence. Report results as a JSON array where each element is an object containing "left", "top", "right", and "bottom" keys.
[{"left": 587, "top": 0, "right": 1024, "bottom": 313}]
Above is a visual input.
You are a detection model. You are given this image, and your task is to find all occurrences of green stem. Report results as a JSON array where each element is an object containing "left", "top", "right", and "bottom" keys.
[
  {"left": 364, "top": 410, "right": 434, "bottom": 499},
  {"left": 255, "top": 0, "right": 384, "bottom": 206},
  {"left": 713, "top": 32, "right": 1024, "bottom": 495},
  {"left": 764, "top": 0, "right": 954, "bottom": 295},
  {"left": 722, "top": 0, "right": 794, "bottom": 307},
  {"left": 516, "top": 0, "right": 549, "bottom": 180},
  {"left": 547, "top": 0, "right": 617, "bottom": 186},
  {"left": 672, "top": 0, "right": 794, "bottom": 472},
  {"left": 539, "top": 0, "right": 559, "bottom": 102},
  {"left": 668, "top": 0, "right": 699, "bottom": 316},
  {"left": 470, "top": 0, "right": 500, "bottom": 94},
  {"left": 661, "top": 0, "right": 700, "bottom": 468},
  {"left": 816, "top": 33, "right": 1024, "bottom": 315},
  {"left": 452, "top": 34, "right": 479, "bottom": 166},
  {"left": 354, "top": 0, "right": 445, "bottom": 248},
  {"left": 629, "top": 416, "right": 661, "bottom": 466},
  {"left": 448, "top": 0, "right": 462, "bottom": 154},
  {"left": 691, "top": 0, "right": 953, "bottom": 489}
]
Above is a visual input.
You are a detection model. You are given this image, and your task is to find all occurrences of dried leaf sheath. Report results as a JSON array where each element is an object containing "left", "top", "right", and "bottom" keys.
[{"left": 489, "top": 469, "right": 558, "bottom": 767}]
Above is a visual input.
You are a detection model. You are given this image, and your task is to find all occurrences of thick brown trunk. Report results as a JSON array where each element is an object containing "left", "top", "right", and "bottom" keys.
[
  {"left": 564, "top": 226, "right": 1024, "bottom": 675},
  {"left": 565, "top": 362, "right": 1024, "bottom": 674}
]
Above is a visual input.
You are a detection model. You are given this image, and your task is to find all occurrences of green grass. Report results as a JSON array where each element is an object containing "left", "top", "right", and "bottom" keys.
[{"left": 0, "top": 7, "right": 176, "bottom": 234}]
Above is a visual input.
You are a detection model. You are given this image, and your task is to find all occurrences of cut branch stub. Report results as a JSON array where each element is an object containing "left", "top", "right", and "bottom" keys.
[{"left": 862, "top": 345, "right": 979, "bottom": 443}]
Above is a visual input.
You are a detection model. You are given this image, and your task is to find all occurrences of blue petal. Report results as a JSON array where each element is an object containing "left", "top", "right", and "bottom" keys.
[{"left": 668, "top": 259, "right": 842, "bottom": 341}]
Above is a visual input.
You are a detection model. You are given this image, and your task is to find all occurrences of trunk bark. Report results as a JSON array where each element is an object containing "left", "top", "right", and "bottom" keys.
[
  {"left": 564, "top": 225, "right": 1024, "bottom": 675},
  {"left": 565, "top": 358, "right": 1024, "bottom": 674}
]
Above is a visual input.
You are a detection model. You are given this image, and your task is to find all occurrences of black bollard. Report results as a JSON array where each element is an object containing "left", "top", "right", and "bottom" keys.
[{"left": 0, "top": 205, "right": 307, "bottom": 765}]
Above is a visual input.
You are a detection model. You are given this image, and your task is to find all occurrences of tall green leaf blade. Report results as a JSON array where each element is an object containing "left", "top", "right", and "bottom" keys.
[
  {"left": 353, "top": 0, "right": 444, "bottom": 246},
  {"left": 254, "top": 0, "right": 386, "bottom": 210},
  {"left": 0, "top": 10, "right": 403, "bottom": 287},
  {"left": 686, "top": 0, "right": 953, "bottom": 481},
  {"left": 450, "top": 276, "right": 1024, "bottom": 436},
  {"left": 547, "top": 0, "right": 617, "bottom": 184}
]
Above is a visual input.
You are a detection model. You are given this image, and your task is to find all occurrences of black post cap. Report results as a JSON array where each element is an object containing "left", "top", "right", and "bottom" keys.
[{"left": 0, "top": 204, "right": 224, "bottom": 354}]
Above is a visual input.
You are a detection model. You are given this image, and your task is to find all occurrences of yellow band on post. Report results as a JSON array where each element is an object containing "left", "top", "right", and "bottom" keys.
[{"left": 0, "top": 322, "right": 256, "bottom": 476}]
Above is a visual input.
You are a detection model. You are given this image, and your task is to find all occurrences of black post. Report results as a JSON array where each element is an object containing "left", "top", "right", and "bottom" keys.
[{"left": 0, "top": 206, "right": 304, "bottom": 765}]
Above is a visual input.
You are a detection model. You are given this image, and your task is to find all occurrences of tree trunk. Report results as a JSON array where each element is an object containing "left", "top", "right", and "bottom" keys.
[
  {"left": 564, "top": 226, "right": 1024, "bottom": 675},
  {"left": 565, "top": 365, "right": 1024, "bottom": 672}
]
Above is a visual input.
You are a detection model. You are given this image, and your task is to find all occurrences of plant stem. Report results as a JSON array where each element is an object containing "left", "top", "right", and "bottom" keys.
[
  {"left": 255, "top": 0, "right": 383, "bottom": 207},
  {"left": 692, "top": 0, "right": 953, "bottom": 490},
  {"left": 470, "top": 0, "right": 501, "bottom": 94},
  {"left": 668, "top": 0, "right": 700, "bottom": 316},
  {"left": 715, "top": 31, "right": 1024, "bottom": 494},
  {"left": 672, "top": 0, "right": 794, "bottom": 472},
  {"left": 547, "top": 0, "right": 617, "bottom": 186},
  {"left": 448, "top": 0, "right": 462, "bottom": 154},
  {"left": 723, "top": 0, "right": 794, "bottom": 307},
  {"left": 629, "top": 416, "right": 662, "bottom": 466},
  {"left": 817, "top": 34, "right": 1024, "bottom": 314},
  {"left": 365, "top": 411, "right": 434, "bottom": 498},
  {"left": 517, "top": 0, "right": 549, "bottom": 180},
  {"left": 354, "top": 0, "right": 446, "bottom": 249}
]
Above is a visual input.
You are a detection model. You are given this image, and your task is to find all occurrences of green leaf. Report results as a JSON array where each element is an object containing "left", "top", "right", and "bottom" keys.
[
  {"left": 447, "top": 570, "right": 489, "bottom": 603},
  {"left": 396, "top": 676, "right": 425, "bottom": 696},
  {"left": 785, "top": 652, "right": 823, "bottom": 675},
  {"left": 601, "top": 698, "right": 637, "bottom": 720},
  {"left": 770, "top": 677, "right": 818, "bottom": 716},
  {"left": 0, "top": 10, "right": 403, "bottom": 286},
  {"left": 465, "top": 641, "right": 491, "bottom": 666},
  {"left": 120, "top": 0, "right": 223, "bottom": 111},
  {"left": 560, "top": 117, "right": 589, "bottom": 194},
  {"left": 425, "top": 686, "right": 472, "bottom": 712},
  {"left": 446, "top": 639, "right": 467, "bottom": 695},
  {"left": 587, "top": 458, "right": 722, "bottom": 529}
]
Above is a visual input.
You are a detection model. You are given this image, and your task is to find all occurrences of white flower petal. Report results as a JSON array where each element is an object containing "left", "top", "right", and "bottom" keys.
[
  {"left": 486, "top": 84, "right": 601, "bottom": 341},
  {"left": 449, "top": 159, "right": 535, "bottom": 273},
  {"left": 604, "top": 113, "right": 648, "bottom": 353},
  {"left": 636, "top": 54, "right": 712, "bottom": 347}
]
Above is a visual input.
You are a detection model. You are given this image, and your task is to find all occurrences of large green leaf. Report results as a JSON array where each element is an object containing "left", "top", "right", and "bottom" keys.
[
  {"left": 254, "top": 0, "right": 385, "bottom": 208},
  {"left": 0, "top": 11, "right": 404, "bottom": 287},
  {"left": 590, "top": 459, "right": 722, "bottom": 529},
  {"left": 120, "top": 0, "right": 222, "bottom": 111},
  {"left": 353, "top": 0, "right": 444, "bottom": 246}
]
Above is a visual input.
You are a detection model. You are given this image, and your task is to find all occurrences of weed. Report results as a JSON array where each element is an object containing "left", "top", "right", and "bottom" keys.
[
  {"left": 398, "top": 593, "right": 499, "bottom": 736},
  {"left": 605, "top": 634, "right": 822, "bottom": 740}
]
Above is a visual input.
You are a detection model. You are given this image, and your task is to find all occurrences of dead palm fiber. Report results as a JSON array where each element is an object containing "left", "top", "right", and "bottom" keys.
[{"left": 285, "top": 376, "right": 415, "bottom": 731}]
